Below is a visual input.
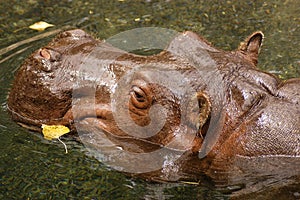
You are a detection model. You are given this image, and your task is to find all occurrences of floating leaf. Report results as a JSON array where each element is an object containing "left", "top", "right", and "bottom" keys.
[
  {"left": 41, "top": 124, "right": 70, "bottom": 154},
  {"left": 29, "top": 21, "right": 54, "bottom": 31},
  {"left": 41, "top": 124, "right": 70, "bottom": 140}
]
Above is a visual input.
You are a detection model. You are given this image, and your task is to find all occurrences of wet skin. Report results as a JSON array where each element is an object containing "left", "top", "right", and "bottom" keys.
[{"left": 7, "top": 29, "right": 300, "bottom": 182}]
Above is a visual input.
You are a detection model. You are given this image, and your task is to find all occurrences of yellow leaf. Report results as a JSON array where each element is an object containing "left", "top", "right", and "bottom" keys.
[
  {"left": 29, "top": 21, "right": 54, "bottom": 31},
  {"left": 41, "top": 124, "right": 70, "bottom": 140}
]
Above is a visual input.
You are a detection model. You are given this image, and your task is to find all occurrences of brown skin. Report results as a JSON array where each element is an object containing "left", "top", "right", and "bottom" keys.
[{"left": 7, "top": 29, "right": 300, "bottom": 182}]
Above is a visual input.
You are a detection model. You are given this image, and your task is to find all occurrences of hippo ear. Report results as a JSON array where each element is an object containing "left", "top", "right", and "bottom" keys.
[
  {"left": 197, "top": 92, "right": 211, "bottom": 138},
  {"left": 238, "top": 31, "right": 264, "bottom": 66}
]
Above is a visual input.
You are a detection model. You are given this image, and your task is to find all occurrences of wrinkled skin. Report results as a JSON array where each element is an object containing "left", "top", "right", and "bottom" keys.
[{"left": 7, "top": 29, "right": 300, "bottom": 183}]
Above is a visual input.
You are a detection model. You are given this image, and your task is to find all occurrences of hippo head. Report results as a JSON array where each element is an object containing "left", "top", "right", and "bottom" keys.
[{"left": 7, "top": 29, "right": 271, "bottom": 159}]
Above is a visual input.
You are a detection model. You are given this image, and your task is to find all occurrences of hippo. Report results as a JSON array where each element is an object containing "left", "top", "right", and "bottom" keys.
[{"left": 7, "top": 29, "right": 300, "bottom": 184}]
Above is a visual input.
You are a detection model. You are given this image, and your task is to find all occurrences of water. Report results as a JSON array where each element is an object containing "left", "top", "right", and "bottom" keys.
[{"left": 0, "top": 0, "right": 299, "bottom": 199}]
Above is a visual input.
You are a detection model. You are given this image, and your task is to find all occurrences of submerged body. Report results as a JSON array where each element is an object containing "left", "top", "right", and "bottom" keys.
[{"left": 7, "top": 29, "right": 300, "bottom": 182}]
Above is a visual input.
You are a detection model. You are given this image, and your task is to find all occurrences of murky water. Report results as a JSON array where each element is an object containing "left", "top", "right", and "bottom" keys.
[{"left": 0, "top": 0, "right": 299, "bottom": 199}]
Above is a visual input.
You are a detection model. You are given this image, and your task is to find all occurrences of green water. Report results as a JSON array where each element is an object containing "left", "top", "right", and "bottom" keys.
[{"left": 0, "top": 0, "right": 299, "bottom": 199}]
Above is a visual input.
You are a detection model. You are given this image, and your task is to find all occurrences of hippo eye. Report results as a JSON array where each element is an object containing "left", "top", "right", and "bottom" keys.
[
  {"left": 130, "top": 85, "right": 151, "bottom": 109},
  {"left": 132, "top": 86, "right": 145, "bottom": 101}
]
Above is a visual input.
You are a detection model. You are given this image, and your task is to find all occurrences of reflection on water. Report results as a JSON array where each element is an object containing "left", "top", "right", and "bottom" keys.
[{"left": 0, "top": 0, "right": 299, "bottom": 199}]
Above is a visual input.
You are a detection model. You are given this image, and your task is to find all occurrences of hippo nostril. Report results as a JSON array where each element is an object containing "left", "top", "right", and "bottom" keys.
[
  {"left": 40, "top": 49, "right": 51, "bottom": 60},
  {"left": 39, "top": 48, "right": 62, "bottom": 62}
]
